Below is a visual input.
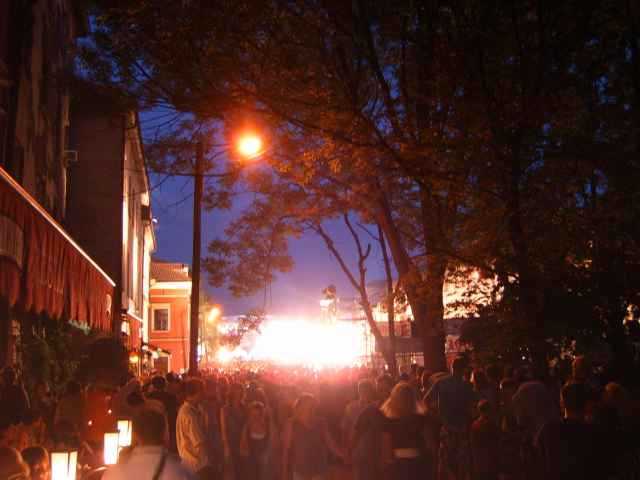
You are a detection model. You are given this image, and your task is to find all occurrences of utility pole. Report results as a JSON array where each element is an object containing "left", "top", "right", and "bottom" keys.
[{"left": 189, "top": 139, "right": 203, "bottom": 375}]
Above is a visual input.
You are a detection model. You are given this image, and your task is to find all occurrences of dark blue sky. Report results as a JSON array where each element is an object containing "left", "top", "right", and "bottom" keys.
[
  {"left": 140, "top": 108, "right": 388, "bottom": 317},
  {"left": 149, "top": 173, "right": 387, "bottom": 317}
]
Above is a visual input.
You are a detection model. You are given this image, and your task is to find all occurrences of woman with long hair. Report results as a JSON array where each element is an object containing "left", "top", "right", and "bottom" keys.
[
  {"left": 380, "top": 382, "right": 437, "bottom": 480},
  {"left": 239, "top": 401, "right": 277, "bottom": 480},
  {"left": 221, "top": 383, "right": 247, "bottom": 480},
  {"left": 281, "top": 393, "right": 344, "bottom": 480}
]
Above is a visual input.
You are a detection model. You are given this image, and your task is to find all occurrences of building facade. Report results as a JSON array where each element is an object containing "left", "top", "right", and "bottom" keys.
[
  {"left": 0, "top": 0, "right": 114, "bottom": 367},
  {"left": 66, "top": 82, "right": 155, "bottom": 353},
  {"left": 149, "top": 260, "right": 191, "bottom": 374}
]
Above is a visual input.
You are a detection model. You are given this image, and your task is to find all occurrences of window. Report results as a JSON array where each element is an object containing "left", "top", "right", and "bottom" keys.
[{"left": 153, "top": 307, "right": 170, "bottom": 332}]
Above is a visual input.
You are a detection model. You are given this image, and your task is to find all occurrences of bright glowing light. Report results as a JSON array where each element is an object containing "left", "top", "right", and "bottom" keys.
[
  {"left": 51, "top": 450, "right": 77, "bottom": 480},
  {"left": 103, "top": 432, "right": 120, "bottom": 465},
  {"left": 117, "top": 419, "right": 132, "bottom": 447},
  {"left": 237, "top": 134, "right": 263, "bottom": 158},
  {"left": 216, "top": 346, "right": 247, "bottom": 363},
  {"left": 215, "top": 318, "right": 366, "bottom": 367},
  {"left": 208, "top": 306, "right": 222, "bottom": 323}
]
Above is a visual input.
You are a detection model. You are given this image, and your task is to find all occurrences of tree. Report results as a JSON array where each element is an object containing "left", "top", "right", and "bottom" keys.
[
  {"left": 83, "top": 0, "right": 640, "bottom": 373},
  {"left": 217, "top": 309, "right": 265, "bottom": 350}
]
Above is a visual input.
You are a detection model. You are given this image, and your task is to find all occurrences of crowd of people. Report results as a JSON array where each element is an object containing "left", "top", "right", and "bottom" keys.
[{"left": 0, "top": 355, "right": 639, "bottom": 480}]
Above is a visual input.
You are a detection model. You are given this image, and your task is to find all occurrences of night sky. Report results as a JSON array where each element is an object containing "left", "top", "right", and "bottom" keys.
[{"left": 149, "top": 172, "right": 387, "bottom": 317}]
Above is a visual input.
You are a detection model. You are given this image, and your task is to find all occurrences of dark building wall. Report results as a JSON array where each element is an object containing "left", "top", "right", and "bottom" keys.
[{"left": 66, "top": 111, "right": 124, "bottom": 288}]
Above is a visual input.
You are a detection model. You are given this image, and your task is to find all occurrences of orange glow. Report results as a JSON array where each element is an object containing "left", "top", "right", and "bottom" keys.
[
  {"left": 237, "top": 134, "right": 263, "bottom": 158},
  {"left": 208, "top": 306, "right": 222, "bottom": 323}
]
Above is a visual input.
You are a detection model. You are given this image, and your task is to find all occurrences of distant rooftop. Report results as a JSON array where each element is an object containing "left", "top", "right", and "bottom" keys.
[{"left": 151, "top": 259, "right": 191, "bottom": 282}]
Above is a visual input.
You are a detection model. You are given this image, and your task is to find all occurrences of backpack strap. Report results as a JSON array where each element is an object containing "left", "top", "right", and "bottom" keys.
[{"left": 151, "top": 452, "right": 168, "bottom": 480}]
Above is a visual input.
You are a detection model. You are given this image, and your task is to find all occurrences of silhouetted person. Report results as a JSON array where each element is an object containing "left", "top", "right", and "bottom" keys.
[
  {"left": 379, "top": 382, "right": 436, "bottom": 480},
  {"left": 535, "top": 382, "right": 611, "bottom": 480},
  {"left": 148, "top": 376, "right": 178, "bottom": 452},
  {"left": 0, "top": 367, "right": 30, "bottom": 429},
  {"left": 471, "top": 400, "right": 500, "bottom": 480},
  {"left": 103, "top": 408, "right": 194, "bottom": 480},
  {"left": 21, "top": 447, "right": 49, "bottom": 480}
]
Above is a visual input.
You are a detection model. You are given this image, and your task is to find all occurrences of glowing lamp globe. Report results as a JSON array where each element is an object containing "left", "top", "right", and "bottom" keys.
[
  {"left": 237, "top": 134, "right": 263, "bottom": 158},
  {"left": 117, "top": 419, "right": 132, "bottom": 447},
  {"left": 51, "top": 450, "right": 77, "bottom": 480},
  {"left": 208, "top": 306, "right": 222, "bottom": 323},
  {"left": 103, "top": 432, "right": 120, "bottom": 465}
]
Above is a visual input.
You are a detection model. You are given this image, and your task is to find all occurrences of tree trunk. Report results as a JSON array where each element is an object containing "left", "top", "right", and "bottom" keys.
[
  {"left": 360, "top": 291, "right": 397, "bottom": 374},
  {"left": 314, "top": 222, "right": 396, "bottom": 372},
  {"left": 422, "top": 256, "right": 448, "bottom": 372},
  {"left": 378, "top": 224, "right": 398, "bottom": 376},
  {"left": 375, "top": 193, "right": 447, "bottom": 372}
]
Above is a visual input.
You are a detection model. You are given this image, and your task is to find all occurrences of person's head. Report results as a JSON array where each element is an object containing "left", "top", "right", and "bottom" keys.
[
  {"left": 503, "top": 365, "right": 514, "bottom": 380},
  {"left": 471, "top": 369, "right": 488, "bottom": 392},
  {"left": 603, "top": 382, "right": 630, "bottom": 416},
  {"left": 52, "top": 421, "right": 80, "bottom": 448},
  {"left": 410, "top": 364, "right": 419, "bottom": 378},
  {"left": 34, "top": 382, "right": 50, "bottom": 399},
  {"left": 500, "top": 378, "right": 517, "bottom": 404},
  {"left": 184, "top": 378, "right": 205, "bottom": 403},
  {"left": 420, "top": 370, "right": 433, "bottom": 391},
  {"left": 561, "top": 382, "right": 588, "bottom": 420},
  {"left": 228, "top": 383, "right": 244, "bottom": 405},
  {"left": 217, "top": 377, "right": 229, "bottom": 397},
  {"left": 572, "top": 356, "right": 590, "bottom": 382},
  {"left": 376, "top": 374, "right": 394, "bottom": 400},
  {"left": 133, "top": 408, "right": 167, "bottom": 446},
  {"left": 486, "top": 364, "right": 501, "bottom": 385},
  {"left": 380, "top": 382, "right": 419, "bottom": 419},
  {"left": 452, "top": 357, "right": 467, "bottom": 378},
  {"left": 357, "top": 380, "right": 376, "bottom": 403},
  {"left": 20, "top": 447, "right": 48, "bottom": 480},
  {"left": 247, "top": 401, "right": 267, "bottom": 426},
  {"left": 65, "top": 381, "right": 81, "bottom": 396},
  {"left": 2, "top": 367, "right": 17, "bottom": 386},
  {"left": 293, "top": 394, "right": 317, "bottom": 424},
  {"left": 204, "top": 378, "right": 217, "bottom": 396},
  {"left": 165, "top": 372, "right": 177, "bottom": 384},
  {"left": 477, "top": 399, "right": 492, "bottom": 419},
  {"left": 151, "top": 376, "right": 166, "bottom": 392},
  {"left": 0, "top": 447, "right": 29, "bottom": 480},
  {"left": 126, "top": 391, "right": 145, "bottom": 409},
  {"left": 246, "top": 386, "right": 267, "bottom": 405}
]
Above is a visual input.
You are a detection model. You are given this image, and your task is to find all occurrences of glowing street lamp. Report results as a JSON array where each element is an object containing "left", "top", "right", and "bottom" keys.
[
  {"left": 236, "top": 133, "right": 263, "bottom": 159},
  {"left": 103, "top": 432, "right": 120, "bottom": 465},
  {"left": 51, "top": 450, "right": 77, "bottom": 480},
  {"left": 208, "top": 305, "right": 222, "bottom": 323},
  {"left": 189, "top": 130, "right": 264, "bottom": 375}
]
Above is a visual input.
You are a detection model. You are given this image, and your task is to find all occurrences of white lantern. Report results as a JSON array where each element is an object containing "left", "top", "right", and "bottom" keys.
[
  {"left": 117, "top": 419, "right": 132, "bottom": 447},
  {"left": 51, "top": 450, "right": 78, "bottom": 480},
  {"left": 103, "top": 431, "right": 120, "bottom": 465}
]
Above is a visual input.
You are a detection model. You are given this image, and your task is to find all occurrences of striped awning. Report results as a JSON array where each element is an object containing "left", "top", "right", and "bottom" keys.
[{"left": 0, "top": 166, "right": 114, "bottom": 330}]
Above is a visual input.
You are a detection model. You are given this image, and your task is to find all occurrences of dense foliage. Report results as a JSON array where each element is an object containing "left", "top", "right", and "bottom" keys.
[{"left": 81, "top": 0, "right": 640, "bottom": 372}]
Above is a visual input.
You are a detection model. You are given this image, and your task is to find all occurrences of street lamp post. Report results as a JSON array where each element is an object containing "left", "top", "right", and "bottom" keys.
[
  {"left": 188, "top": 132, "right": 263, "bottom": 375},
  {"left": 188, "top": 139, "right": 204, "bottom": 376}
]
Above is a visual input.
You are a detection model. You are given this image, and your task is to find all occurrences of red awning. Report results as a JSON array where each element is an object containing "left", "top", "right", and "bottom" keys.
[{"left": 0, "top": 167, "right": 114, "bottom": 330}]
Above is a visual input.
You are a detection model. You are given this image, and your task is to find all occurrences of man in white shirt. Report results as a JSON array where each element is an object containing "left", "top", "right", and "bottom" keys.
[
  {"left": 176, "top": 378, "right": 215, "bottom": 478},
  {"left": 103, "top": 408, "right": 194, "bottom": 480}
]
